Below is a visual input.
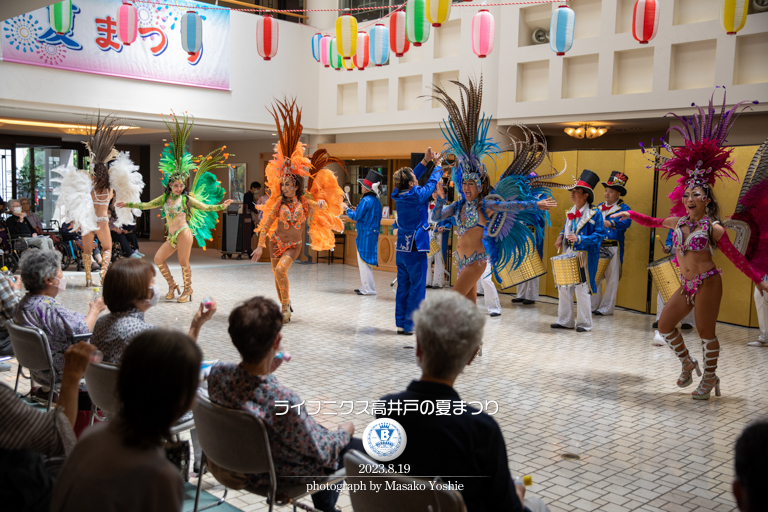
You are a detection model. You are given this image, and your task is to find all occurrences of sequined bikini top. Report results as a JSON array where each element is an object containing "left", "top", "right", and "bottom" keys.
[
  {"left": 673, "top": 215, "right": 714, "bottom": 254},
  {"left": 279, "top": 197, "right": 308, "bottom": 230},
  {"left": 163, "top": 196, "right": 185, "bottom": 222},
  {"left": 454, "top": 198, "right": 485, "bottom": 237}
]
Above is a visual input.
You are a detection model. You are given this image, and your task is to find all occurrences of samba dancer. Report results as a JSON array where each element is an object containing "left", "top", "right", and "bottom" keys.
[
  {"left": 118, "top": 113, "right": 232, "bottom": 303},
  {"left": 612, "top": 92, "right": 768, "bottom": 399},
  {"left": 653, "top": 230, "right": 694, "bottom": 332},
  {"left": 250, "top": 100, "right": 346, "bottom": 322},
  {"left": 552, "top": 170, "right": 606, "bottom": 332},
  {"left": 347, "top": 170, "right": 384, "bottom": 296},
  {"left": 591, "top": 172, "right": 632, "bottom": 316}
]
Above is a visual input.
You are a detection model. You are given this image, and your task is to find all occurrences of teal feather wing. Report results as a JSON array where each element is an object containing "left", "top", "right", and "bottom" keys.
[{"left": 188, "top": 171, "right": 226, "bottom": 248}]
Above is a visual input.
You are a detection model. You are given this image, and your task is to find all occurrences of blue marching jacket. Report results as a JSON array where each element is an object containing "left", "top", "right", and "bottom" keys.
[
  {"left": 392, "top": 162, "right": 442, "bottom": 252},
  {"left": 346, "top": 192, "right": 382, "bottom": 266},
  {"left": 559, "top": 204, "right": 606, "bottom": 293},
  {"left": 596, "top": 201, "right": 632, "bottom": 265}
]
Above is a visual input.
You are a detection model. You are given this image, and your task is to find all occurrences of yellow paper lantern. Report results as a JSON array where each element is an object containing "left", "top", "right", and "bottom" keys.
[
  {"left": 336, "top": 13, "right": 357, "bottom": 60},
  {"left": 426, "top": 0, "right": 452, "bottom": 27},
  {"left": 721, "top": 0, "right": 748, "bottom": 35}
]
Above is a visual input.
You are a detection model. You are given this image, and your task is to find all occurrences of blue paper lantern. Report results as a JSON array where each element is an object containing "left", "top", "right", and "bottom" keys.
[
  {"left": 311, "top": 32, "right": 323, "bottom": 62},
  {"left": 549, "top": 5, "right": 574, "bottom": 56},
  {"left": 181, "top": 10, "right": 203, "bottom": 55},
  {"left": 369, "top": 23, "right": 389, "bottom": 66}
]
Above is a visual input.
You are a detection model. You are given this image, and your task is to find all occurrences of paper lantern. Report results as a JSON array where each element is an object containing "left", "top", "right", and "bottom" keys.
[
  {"left": 256, "top": 14, "right": 278, "bottom": 61},
  {"left": 549, "top": 5, "right": 575, "bottom": 56},
  {"left": 632, "top": 0, "right": 659, "bottom": 44},
  {"left": 390, "top": 9, "right": 410, "bottom": 57},
  {"left": 311, "top": 32, "right": 323, "bottom": 62},
  {"left": 117, "top": 1, "right": 138, "bottom": 46},
  {"left": 353, "top": 31, "right": 369, "bottom": 70},
  {"left": 721, "top": 0, "right": 748, "bottom": 35},
  {"left": 427, "top": 0, "right": 452, "bottom": 27},
  {"left": 342, "top": 55, "right": 355, "bottom": 71},
  {"left": 320, "top": 35, "right": 332, "bottom": 68},
  {"left": 181, "top": 10, "right": 203, "bottom": 55},
  {"left": 471, "top": 10, "right": 495, "bottom": 58},
  {"left": 406, "top": 0, "right": 430, "bottom": 47},
  {"left": 336, "top": 13, "right": 358, "bottom": 60},
  {"left": 330, "top": 37, "right": 342, "bottom": 70},
  {"left": 49, "top": 0, "right": 73, "bottom": 35},
  {"left": 370, "top": 24, "right": 389, "bottom": 66}
]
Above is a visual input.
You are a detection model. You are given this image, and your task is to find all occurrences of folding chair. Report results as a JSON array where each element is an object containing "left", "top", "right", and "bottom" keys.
[
  {"left": 343, "top": 449, "right": 467, "bottom": 512},
  {"left": 7, "top": 320, "right": 58, "bottom": 411},
  {"left": 192, "top": 392, "right": 345, "bottom": 512},
  {"left": 84, "top": 361, "right": 121, "bottom": 426}
]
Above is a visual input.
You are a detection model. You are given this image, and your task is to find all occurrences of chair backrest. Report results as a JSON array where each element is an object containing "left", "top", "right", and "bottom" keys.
[
  {"left": 84, "top": 362, "right": 121, "bottom": 417},
  {"left": 7, "top": 320, "right": 54, "bottom": 375},
  {"left": 344, "top": 450, "right": 467, "bottom": 512},
  {"left": 193, "top": 391, "right": 276, "bottom": 478}
]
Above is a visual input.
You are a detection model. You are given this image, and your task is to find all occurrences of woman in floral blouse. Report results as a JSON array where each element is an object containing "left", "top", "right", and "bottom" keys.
[
  {"left": 14, "top": 250, "right": 105, "bottom": 390},
  {"left": 207, "top": 296, "right": 362, "bottom": 512}
]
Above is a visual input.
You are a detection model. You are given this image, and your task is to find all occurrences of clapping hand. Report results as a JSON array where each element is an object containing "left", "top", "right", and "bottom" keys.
[{"left": 435, "top": 180, "right": 446, "bottom": 200}]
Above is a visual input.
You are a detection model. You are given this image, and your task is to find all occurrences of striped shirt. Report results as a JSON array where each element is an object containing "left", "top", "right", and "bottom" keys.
[{"left": 0, "top": 383, "right": 76, "bottom": 457}]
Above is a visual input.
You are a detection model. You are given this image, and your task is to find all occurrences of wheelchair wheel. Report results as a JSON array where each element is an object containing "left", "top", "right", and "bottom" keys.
[{"left": 55, "top": 242, "right": 73, "bottom": 270}]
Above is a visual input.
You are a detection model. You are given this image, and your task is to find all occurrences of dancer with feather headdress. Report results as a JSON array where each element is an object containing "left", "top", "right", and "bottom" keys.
[
  {"left": 116, "top": 113, "right": 232, "bottom": 303},
  {"left": 52, "top": 113, "right": 145, "bottom": 286},
  {"left": 612, "top": 89, "right": 767, "bottom": 399},
  {"left": 429, "top": 77, "right": 557, "bottom": 307},
  {"left": 250, "top": 99, "right": 347, "bottom": 323}
]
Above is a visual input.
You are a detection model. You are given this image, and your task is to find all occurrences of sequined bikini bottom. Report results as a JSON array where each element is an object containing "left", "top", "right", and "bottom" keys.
[
  {"left": 454, "top": 251, "right": 489, "bottom": 275},
  {"left": 680, "top": 267, "right": 722, "bottom": 305},
  {"left": 271, "top": 234, "right": 301, "bottom": 259},
  {"left": 167, "top": 226, "right": 191, "bottom": 248}
]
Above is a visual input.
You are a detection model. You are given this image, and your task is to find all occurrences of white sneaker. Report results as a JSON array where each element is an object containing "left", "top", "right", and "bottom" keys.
[
  {"left": 747, "top": 340, "right": 768, "bottom": 347},
  {"left": 651, "top": 331, "right": 666, "bottom": 346}
]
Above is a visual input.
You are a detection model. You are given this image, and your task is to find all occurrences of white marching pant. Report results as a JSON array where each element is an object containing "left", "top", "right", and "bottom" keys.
[
  {"left": 517, "top": 278, "right": 540, "bottom": 301},
  {"left": 655, "top": 291, "right": 695, "bottom": 324},
  {"left": 591, "top": 246, "right": 620, "bottom": 315},
  {"left": 557, "top": 283, "right": 592, "bottom": 330},
  {"left": 477, "top": 262, "right": 501, "bottom": 315},
  {"left": 755, "top": 276, "right": 768, "bottom": 342},
  {"left": 356, "top": 251, "right": 377, "bottom": 295},
  {"left": 426, "top": 238, "right": 445, "bottom": 288}
]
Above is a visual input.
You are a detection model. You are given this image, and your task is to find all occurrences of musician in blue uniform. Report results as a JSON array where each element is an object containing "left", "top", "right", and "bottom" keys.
[
  {"left": 347, "top": 170, "right": 384, "bottom": 295},
  {"left": 552, "top": 170, "right": 605, "bottom": 332},
  {"left": 591, "top": 171, "right": 632, "bottom": 316},
  {"left": 392, "top": 149, "right": 443, "bottom": 335}
]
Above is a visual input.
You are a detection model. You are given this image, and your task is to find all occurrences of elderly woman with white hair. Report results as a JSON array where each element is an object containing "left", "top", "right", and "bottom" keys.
[
  {"left": 378, "top": 292, "right": 551, "bottom": 512},
  {"left": 6, "top": 198, "right": 55, "bottom": 251},
  {"left": 13, "top": 250, "right": 105, "bottom": 400}
]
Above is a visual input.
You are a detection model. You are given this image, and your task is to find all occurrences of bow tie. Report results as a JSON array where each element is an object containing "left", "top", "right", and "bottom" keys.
[
  {"left": 567, "top": 211, "right": 582, "bottom": 221},
  {"left": 601, "top": 204, "right": 614, "bottom": 211}
]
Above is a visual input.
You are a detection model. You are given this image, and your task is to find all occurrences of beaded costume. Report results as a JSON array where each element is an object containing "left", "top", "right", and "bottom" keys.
[
  {"left": 255, "top": 99, "right": 346, "bottom": 322},
  {"left": 124, "top": 113, "right": 230, "bottom": 303}
]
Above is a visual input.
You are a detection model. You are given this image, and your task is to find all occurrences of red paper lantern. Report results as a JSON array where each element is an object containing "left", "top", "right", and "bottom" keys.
[
  {"left": 632, "top": 0, "right": 660, "bottom": 44},
  {"left": 117, "top": 1, "right": 138, "bottom": 46},
  {"left": 390, "top": 9, "right": 410, "bottom": 57},
  {"left": 257, "top": 14, "right": 278, "bottom": 61}
]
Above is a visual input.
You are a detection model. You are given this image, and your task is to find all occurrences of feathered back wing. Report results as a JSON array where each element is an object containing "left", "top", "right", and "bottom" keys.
[
  {"left": 109, "top": 152, "right": 145, "bottom": 228},
  {"left": 731, "top": 137, "right": 768, "bottom": 273},
  {"left": 51, "top": 164, "right": 97, "bottom": 234}
]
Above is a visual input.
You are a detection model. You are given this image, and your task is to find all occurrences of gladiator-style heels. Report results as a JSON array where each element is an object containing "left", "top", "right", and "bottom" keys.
[
  {"left": 83, "top": 253, "right": 93, "bottom": 287},
  {"left": 661, "top": 329, "right": 702, "bottom": 388},
  {"left": 100, "top": 251, "right": 111, "bottom": 284},
  {"left": 177, "top": 266, "right": 193, "bottom": 303},
  {"left": 281, "top": 301, "right": 293, "bottom": 323},
  {"left": 693, "top": 337, "right": 721, "bottom": 400},
  {"left": 157, "top": 262, "right": 180, "bottom": 299}
]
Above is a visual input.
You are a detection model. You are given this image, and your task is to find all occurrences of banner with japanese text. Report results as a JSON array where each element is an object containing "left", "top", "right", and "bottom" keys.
[{"left": 1, "top": 0, "right": 230, "bottom": 90}]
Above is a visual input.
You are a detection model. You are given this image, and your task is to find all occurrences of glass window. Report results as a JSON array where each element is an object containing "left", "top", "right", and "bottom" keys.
[{"left": 345, "top": 160, "right": 388, "bottom": 209}]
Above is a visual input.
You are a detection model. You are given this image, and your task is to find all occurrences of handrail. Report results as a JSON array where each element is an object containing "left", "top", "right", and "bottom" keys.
[{"left": 214, "top": 0, "right": 309, "bottom": 20}]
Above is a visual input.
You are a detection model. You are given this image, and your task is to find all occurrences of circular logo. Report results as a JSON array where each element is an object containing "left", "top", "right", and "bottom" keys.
[{"left": 362, "top": 419, "right": 407, "bottom": 462}]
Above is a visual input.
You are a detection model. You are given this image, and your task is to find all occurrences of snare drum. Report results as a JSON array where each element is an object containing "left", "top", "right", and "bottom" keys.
[
  {"left": 498, "top": 238, "right": 546, "bottom": 289},
  {"left": 594, "top": 248, "right": 613, "bottom": 284},
  {"left": 551, "top": 252, "right": 587, "bottom": 287},
  {"left": 647, "top": 255, "right": 681, "bottom": 303},
  {"left": 428, "top": 231, "right": 441, "bottom": 258}
]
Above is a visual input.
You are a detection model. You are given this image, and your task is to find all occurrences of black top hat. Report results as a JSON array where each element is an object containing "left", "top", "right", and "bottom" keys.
[
  {"left": 601, "top": 170, "right": 629, "bottom": 196},
  {"left": 358, "top": 169, "right": 384, "bottom": 193},
  {"left": 568, "top": 169, "right": 600, "bottom": 204}
]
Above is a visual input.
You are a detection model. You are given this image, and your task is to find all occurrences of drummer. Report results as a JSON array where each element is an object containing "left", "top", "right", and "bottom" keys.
[
  {"left": 552, "top": 170, "right": 606, "bottom": 332},
  {"left": 591, "top": 171, "right": 632, "bottom": 316}
]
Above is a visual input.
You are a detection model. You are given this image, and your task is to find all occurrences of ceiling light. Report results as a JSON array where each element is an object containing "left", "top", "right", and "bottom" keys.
[
  {"left": 271, "top": 133, "right": 277, "bottom": 136},
  {"left": 195, "top": 137, "right": 199, "bottom": 140},
  {"left": 564, "top": 123, "right": 608, "bottom": 140},
  {"left": 0, "top": 117, "right": 137, "bottom": 131},
  {"left": 162, "top": 139, "right": 167, "bottom": 141}
]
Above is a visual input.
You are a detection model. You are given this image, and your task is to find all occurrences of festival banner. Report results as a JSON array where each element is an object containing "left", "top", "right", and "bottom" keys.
[{"left": 1, "top": 0, "right": 230, "bottom": 90}]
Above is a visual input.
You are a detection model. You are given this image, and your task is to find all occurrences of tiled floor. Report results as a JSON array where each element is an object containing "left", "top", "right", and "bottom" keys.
[{"left": 6, "top": 244, "right": 766, "bottom": 512}]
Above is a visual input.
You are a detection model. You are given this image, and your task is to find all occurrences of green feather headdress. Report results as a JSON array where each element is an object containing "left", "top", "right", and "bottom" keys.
[{"left": 159, "top": 112, "right": 196, "bottom": 187}]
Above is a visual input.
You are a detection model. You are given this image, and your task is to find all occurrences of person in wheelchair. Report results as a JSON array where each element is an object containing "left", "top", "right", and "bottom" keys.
[
  {"left": 6, "top": 199, "right": 55, "bottom": 252},
  {"left": 108, "top": 202, "right": 141, "bottom": 259}
]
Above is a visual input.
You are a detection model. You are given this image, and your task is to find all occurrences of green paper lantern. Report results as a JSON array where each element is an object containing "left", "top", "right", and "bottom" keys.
[
  {"left": 406, "top": 0, "right": 430, "bottom": 46},
  {"left": 49, "top": 0, "right": 73, "bottom": 35},
  {"left": 330, "top": 37, "right": 342, "bottom": 70}
]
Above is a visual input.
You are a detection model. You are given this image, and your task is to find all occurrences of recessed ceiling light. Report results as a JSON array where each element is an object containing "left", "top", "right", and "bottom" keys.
[
  {"left": 271, "top": 133, "right": 276, "bottom": 136},
  {"left": 162, "top": 139, "right": 167, "bottom": 141},
  {"left": 195, "top": 137, "right": 199, "bottom": 140}
]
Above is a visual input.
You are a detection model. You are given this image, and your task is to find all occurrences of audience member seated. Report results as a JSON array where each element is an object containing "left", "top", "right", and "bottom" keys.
[
  {"left": 108, "top": 202, "right": 142, "bottom": 259},
  {"left": 60, "top": 223, "right": 100, "bottom": 271},
  {"left": 207, "top": 297, "right": 361, "bottom": 512},
  {"left": 51, "top": 330, "right": 201, "bottom": 512},
  {"left": 6, "top": 199, "right": 55, "bottom": 251},
  {"left": 93, "top": 258, "right": 216, "bottom": 365},
  {"left": 14, "top": 250, "right": 105, "bottom": 397},
  {"left": 123, "top": 222, "right": 143, "bottom": 257},
  {"left": 733, "top": 420, "right": 767, "bottom": 512},
  {"left": 0, "top": 269, "right": 23, "bottom": 372},
  {"left": 19, "top": 198, "right": 44, "bottom": 232},
  {"left": 0, "top": 342, "right": 98, "bottom": 512},
  {"left": 378, "top": 292, "right": 550, "bottom": 512}
]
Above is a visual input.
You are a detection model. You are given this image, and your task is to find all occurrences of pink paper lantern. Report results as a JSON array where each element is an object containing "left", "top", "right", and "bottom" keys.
[
  {"left": 471, "top": 9, "right": 494, "bottom": 59},
  {"left": 257, "top": 14, "right": 278, "bottom": 61},
  {"left": 390, "top": 9, "right": 410, "bottom": 57},
  {"left": 353, "top": 31, "right": 369, "bottom": 70},
  {"left": 320, "top": 34, "right": 332, "bottom": 68},
  {"left": 117, "top": 1, "right": 138, "bottom": 46},
  {"left": 632, "top": 0, "right": 660, "bottom": 44}
]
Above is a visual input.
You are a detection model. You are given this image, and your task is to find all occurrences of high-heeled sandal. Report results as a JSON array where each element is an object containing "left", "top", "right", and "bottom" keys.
[
  {"left": 693, "top": 337, "right": 721, "bottom": 400},
  {"left": 83, "top": 253, "right": 93, "bottom": 287},
  {"left": 157, "top": 262, "right": 180, "bottom": 300},
  {"left": 177, "top": 266, "right": 193, "bottom": 303},
  {"left": 661, "top": 329, "right": 702, "bottom": 388},
  {"left": 282, "top": 301, "right": 292, "bottom": 323}
]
